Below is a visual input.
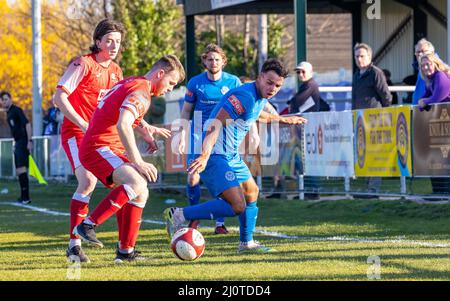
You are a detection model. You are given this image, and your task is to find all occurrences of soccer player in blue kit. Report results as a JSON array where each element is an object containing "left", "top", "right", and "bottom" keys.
[
  {"left": 166, "top": 59, "right": 307, "bottom": 253},
  {"left": 177, "top": 44, "right": 242, "bottom": 234}
]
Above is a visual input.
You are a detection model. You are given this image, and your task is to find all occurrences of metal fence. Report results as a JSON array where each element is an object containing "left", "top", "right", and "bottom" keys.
[{"left": 0, "top": 135, "right": 72, "bottom": 181}]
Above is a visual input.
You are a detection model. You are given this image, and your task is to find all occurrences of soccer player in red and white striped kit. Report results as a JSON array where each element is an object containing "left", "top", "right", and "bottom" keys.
[
  {"left": 53, "top": 19, "right": 125, "bottom": 262},
  {"left": 73, "top": 55, "right": 185, "bottom": 263}
]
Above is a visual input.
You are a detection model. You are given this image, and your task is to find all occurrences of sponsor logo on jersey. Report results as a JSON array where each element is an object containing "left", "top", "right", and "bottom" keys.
[
  {"left": 228, "top": 94, "right": 245, "bottom": 115},
  {"left": 221, "top": 86, "right": 230, "bottom": 95}
]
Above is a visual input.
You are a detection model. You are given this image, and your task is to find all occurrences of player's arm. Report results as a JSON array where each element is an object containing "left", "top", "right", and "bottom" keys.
[
  {"left": 53, "top": 89, "right": 88, "bottom": 132},
  {"left": 134, "top": 119, "right": 171, "bottom": 154},
  {"left": 136, "top": 119, "right": 171, "bottom": 139},
  {"left": 176, "top": 102, "right": 194, "bottom": 154},
  {"left": 174, "top": 80, "right": 196, "bottom": 155},
  {"left": 19, "top": 109, "right": 33, "bottom": 151},
  {"left": 117, "top": 109, "right": 157, "bottom": 182},
  {"left": 25, "top": 122, "right": 32, "bottom": 151},
  {"left": 258, "top": 110, "right": 307, "bottom": 125},
  {"left": 53, "top": 57, "right": 89, "bottom": 132},
  {"left": 187, "top": 108, "right": 229, "bottom": 174}
]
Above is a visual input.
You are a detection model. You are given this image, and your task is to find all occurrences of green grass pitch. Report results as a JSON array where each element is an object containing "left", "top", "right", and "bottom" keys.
[{"left": 1, "top": 181, "right": 450, "bottom": 281}]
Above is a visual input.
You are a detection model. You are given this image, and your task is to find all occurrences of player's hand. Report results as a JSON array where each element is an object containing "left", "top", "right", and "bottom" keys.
[
  {"left": 143, "top": 135, "right": 158, "bottom": 154},
  {"left": 146, "top": 124, "right": 171, "bottom": 139},
  {"left": 134, "top": 161, "right": 158, "bottom": 182},
  {"left": 187, "top": 154, "right": 209, "bottom": 175},
  {"left": 280, "top": 115, "right": 307, "bottom": 125}
]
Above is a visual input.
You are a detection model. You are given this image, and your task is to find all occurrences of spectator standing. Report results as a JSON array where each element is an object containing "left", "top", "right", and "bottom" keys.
[
  {"left": 416, "top": 51, "right": 450, "bottom": 199},
  {"left": 417, "top": 53, "right": 450, "bottom": 109},
  {"left": 352, "top": 43, "right": 392, "bottom": 199},
  {"left": 290, "top": 62, "right": 321, "bottom": 114},
  {"left": 290, "top": 61, "right": 330, "bottom": 200},
  {"left": 43, "top": 106, "right": 62, "bottom": 135},
  {"left": 412, "top": 38, "right": 435, "bottom": 105}
]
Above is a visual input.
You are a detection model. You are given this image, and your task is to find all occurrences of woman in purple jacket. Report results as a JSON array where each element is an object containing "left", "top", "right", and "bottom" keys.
[
  {"left": 418, "top": 53, "right": 450, "bottom": 111},
  {"left": 417, "top": 53, "right": 450, "bottom": 198}
]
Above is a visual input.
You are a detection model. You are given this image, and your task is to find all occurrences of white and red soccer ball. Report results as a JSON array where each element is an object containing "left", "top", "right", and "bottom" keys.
[{"left": 171, "top": 227, "right": 205, "bottom": 261}]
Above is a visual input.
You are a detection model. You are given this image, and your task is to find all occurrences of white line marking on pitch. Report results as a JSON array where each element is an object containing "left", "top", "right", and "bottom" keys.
[{"left": 2, "top": 201, "right": 450, "bottom": 248}]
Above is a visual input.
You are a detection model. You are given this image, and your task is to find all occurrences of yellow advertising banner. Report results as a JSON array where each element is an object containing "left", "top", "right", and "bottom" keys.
[{"left": 354, "top": 106, "right": 412, "bottom": 177}]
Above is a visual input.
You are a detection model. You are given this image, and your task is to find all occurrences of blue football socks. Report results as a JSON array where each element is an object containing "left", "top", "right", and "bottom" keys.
[
  {"left": 239, "top": 201, "right": 258, "bottom": 242},
  {"left": 183, "top": 198, "right": 236, "bottom": 220},
  {"left": 186, "top": 184, "right": 201, "bottom": 206}
]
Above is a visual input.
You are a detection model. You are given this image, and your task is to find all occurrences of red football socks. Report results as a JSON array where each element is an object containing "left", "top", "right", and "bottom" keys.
[
  {"left": 88, "top": 185, "right": 133, "bottom": 225},
  {"left": 119, "top": 202, "right": 144, "bottom": 250},
  {"left": 70, "top": 199, "right": 89, "bottom": 239}
]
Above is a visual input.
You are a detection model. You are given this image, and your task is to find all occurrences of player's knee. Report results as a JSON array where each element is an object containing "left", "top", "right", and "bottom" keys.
[
  {"left": 127, "top": 196, "right": 147, "bottom": 209},
  {"left": 135, "top": 188, "right": 149, "bottom": 204},
  {"left": 251, "top": 186, "right": 260, "bottom": 198},
  {"left": 187, "top": 173, "right": 200, "bottom": 186},
  {"left": 125, "top": 183, "right": 148, "bottom": 208},
  {"left": 232, "top": 201, "right": 247, "bottom": 215},
  {"left": 127, "top": 178, "right": 148, "bottom": 198},
  {"left": 244, "top": 186, "right": 259, "bottom": 201},
  {"left": 78, "top": 176, "right": 97, "bottom": 193}
]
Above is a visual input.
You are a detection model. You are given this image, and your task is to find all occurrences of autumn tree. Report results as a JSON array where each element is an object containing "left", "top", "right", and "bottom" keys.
[{"left": 0, "top": 0, "right": 109, "bottom": 115}]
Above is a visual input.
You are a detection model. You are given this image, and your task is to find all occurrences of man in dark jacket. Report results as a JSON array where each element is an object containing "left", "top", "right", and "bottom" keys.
[
  {"left": 290, "top": 62, "right": 322, "bottom": 113},
  {"left": 289, "top": 62, "right": 326, "bottom": 200},
  {"left": 352, "top": 43, "right": 392, "bottom": 199},
  {"left": 352, "top": 43, "right": 392, "bottom": 109}
]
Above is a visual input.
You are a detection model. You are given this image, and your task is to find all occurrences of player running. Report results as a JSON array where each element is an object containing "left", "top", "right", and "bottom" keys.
[
  {"left": 177, "top": 44, "right": 241, "bottom": 234},
  {"left": 165, "top": 59, "right": 306, "bottom": 253},
  {"left": 73, "top": 55, "right": 185, "bottom": 263},
  {"left": 53, "top": 19, "right": 125, "bottom": 263}
]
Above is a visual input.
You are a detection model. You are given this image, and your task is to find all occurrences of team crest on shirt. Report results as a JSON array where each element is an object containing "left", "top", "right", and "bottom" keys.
[
  {"left": 111, "top": 73, "right": 118, "bottom": 83},
  {"left": 225, "top": 171, "right": 236, "bottom": 181},
  {"left": 228, "top": 95, "right": 245, "bottom": 115},
  {"left": 96, "top": 72, "right": 102, "bottom": 78},
  {"left": 221, "top": 86, "right": 229, "bottom": 95}
]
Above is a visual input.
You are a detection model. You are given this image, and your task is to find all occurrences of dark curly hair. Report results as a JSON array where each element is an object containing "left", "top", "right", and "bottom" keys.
[
  {"left": 89, "top": 19, "right": 126, "bottom": 54},
  {"left": 260, "top": 58, "right": 289, "bottom": 78}
]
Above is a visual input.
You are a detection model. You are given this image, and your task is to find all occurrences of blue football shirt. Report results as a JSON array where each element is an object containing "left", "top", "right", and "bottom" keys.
[{"left": 184, "top": 71, "right": 241, "bottom": 155}]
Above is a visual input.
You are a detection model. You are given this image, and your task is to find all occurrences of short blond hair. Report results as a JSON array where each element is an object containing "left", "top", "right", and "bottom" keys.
[{"left": 152, "top": 54, "right": 185, "bottom": 83}]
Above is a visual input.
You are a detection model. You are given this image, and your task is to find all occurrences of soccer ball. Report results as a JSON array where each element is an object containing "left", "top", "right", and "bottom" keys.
[{"left": 171, "top": 227, "right": 205, "bottom": 261}]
